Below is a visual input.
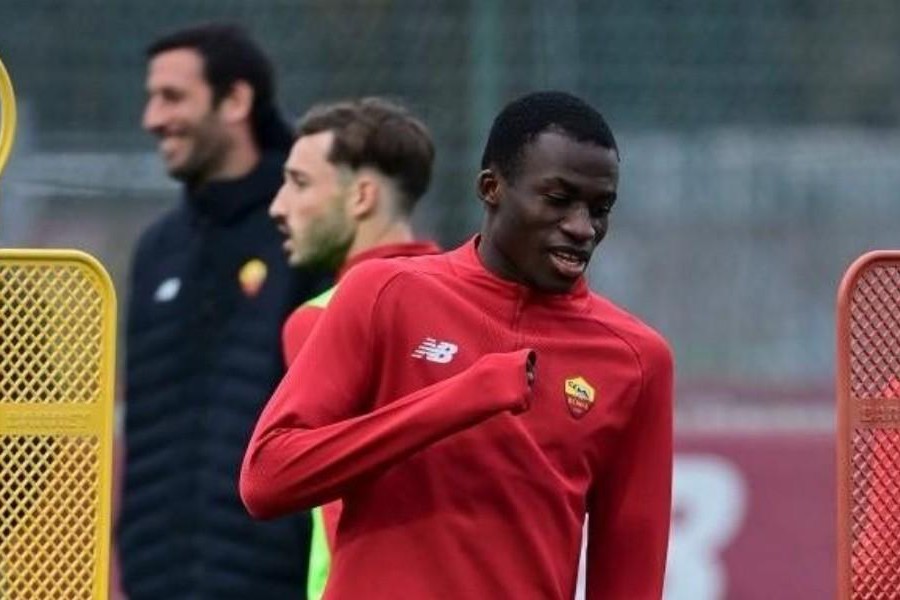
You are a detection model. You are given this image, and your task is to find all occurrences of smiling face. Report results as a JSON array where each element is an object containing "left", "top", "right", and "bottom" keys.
[
  {"left": 142, "top": 48, "right": 230, "bottom": 184},
  {"left": 478, "top": 130, "right": 619, "bottom": 294},
  {"left": 269, "top": 130, "right": 356, "bottom": 269}
]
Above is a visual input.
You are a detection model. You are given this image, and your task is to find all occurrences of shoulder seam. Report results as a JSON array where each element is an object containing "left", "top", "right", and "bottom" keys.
[
  {"left": 356, "top": 265, "right": 411, "bottom": 388},
  {"left": 584, "top": 300, "right": 649, "bottom": 410}
]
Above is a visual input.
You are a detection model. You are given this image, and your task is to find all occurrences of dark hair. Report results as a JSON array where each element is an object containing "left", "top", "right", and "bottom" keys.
[
  {"left": 146, "top": 22, "right": 292, "bottom": 152},
  {"left": 297, "top": 97, "right": 435, "bottom": 214},
  {"left": 480, "top": 91, "right": 618, "bottom": 181}
]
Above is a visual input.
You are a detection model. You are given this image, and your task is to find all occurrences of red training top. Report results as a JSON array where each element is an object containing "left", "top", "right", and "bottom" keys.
[
  {"left": 282, "top": 241, "right": 441, "bottom": 556},
  {"left": 282, "top": 242, "right": 441, "bottom": 367},
  {"left": 241, "top": 238, "right": 674, "bottom": 600}
]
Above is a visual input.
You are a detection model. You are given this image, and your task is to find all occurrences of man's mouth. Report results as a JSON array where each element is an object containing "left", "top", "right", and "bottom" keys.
[
  {"left": 160, "top": 136, "right": 182, "bottom": 156},
  {"left": 276, "top": 225, "right": 293, "bottom": 252},
  {"left": 548, "top": 247, "right": 589, "bottom": 278}
]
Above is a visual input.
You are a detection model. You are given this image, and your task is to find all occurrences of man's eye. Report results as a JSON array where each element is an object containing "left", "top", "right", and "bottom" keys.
[
  {"left": 161, "top": 90, "right": 183, "bottom": 102},
  {"left": 544, "top": 194, "right": 569, "bottom": 205},
  {"left": 590, "top": 204, "right": 613, "bottom": 218}
]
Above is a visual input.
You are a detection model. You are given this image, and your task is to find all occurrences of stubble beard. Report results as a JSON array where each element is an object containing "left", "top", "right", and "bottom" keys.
[{"left": 171, "top": 117, "right": 231, "bottom": 188}]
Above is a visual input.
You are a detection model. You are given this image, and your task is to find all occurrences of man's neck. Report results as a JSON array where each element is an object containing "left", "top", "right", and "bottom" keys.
[
  {"left": 346, "top": 219, "right": 415, "bottom": 261},
  {"left": 194, "top": 129, "right": 262, "bottom": 188},
  {"left": 213, "top": 140, "right": 261, "bottom": 182}
]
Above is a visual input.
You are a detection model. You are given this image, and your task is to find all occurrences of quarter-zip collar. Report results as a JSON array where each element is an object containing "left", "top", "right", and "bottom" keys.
[
  {"left": 185, "top": 152, "right": 284, "bottom": 225},
  {"left": 338, "top": 241, "right": 442, "bottom": 280},
  {"left": 446, "top": 236, "right": 591, "bottom": 313}
]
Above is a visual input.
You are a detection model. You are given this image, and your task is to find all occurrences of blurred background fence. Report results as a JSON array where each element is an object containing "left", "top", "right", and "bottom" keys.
[{"left": 3, "top": 1, "right": 900, "bottom": 597}]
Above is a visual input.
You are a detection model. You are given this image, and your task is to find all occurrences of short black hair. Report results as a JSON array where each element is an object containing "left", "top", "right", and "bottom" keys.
[
  {"left": 146, "top": 22, "right": 292, "bottom": 152},
  {"left": 298, "top": 97, "right": 435, "bottom": 214},
  {"left": 480, "top": 91, "right": 618, "bottom": 181}
]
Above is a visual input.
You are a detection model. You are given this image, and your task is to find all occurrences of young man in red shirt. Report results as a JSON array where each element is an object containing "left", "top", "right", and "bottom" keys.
[
  {"left": 243, "top": 91, "right": 674, "bottom": 599},
  {"left": 268, "top": 97, "right": 439, "bottom": 598}
]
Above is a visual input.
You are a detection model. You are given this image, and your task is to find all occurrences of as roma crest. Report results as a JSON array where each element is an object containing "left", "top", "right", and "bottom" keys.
[
  {"left": 565, "top": 376, "right": 596, "bottom": 419},
  {"left": 238, "top": 258, "right": 268, "bottom": 298}
]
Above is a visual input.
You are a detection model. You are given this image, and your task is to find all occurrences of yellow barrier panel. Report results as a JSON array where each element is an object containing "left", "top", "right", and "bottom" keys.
[
  {"left": 0, "top": 56, "right": 16, "bottom": 178},
  {"left": 0, "top": 250, "right": 116, "bottom": 600}
]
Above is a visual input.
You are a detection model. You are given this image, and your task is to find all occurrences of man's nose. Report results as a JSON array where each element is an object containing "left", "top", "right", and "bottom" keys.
[
  {"left": 142, "top": 97, "right": 165, "bottom": 133},
  {"left": 559, "top": 204, "right": 596, "bottom": 242},
  {"left": 269, "top": 186, "right": 287, "bottom": 219}
]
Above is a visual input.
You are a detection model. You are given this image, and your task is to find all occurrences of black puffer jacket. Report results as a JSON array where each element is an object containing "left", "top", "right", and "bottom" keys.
[{"left": 118, "top": 154, "right": 330, "bottom": 599}]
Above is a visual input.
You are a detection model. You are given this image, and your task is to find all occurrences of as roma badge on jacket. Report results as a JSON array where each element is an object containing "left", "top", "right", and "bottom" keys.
[
  {"left": 565, "top": 376, "right": 596, "bottom": 419},
  {"left": 238, "top": 258, "right": 268, "bottom": 298}
]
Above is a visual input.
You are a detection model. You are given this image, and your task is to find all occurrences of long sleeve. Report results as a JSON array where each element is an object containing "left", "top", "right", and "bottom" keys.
[
  {"left": 585, "top": 339, "right": 674, "bottom": 600},
  {"left": 240, "top": 261, "right": 534, "bottom": 520}
]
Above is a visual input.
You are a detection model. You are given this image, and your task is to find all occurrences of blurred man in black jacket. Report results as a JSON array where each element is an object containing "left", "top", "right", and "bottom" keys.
[{"left": 117, "top": 22, "right": 329, "bottom": 599}]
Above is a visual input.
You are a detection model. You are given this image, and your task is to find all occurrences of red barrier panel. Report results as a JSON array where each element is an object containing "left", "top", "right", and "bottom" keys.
[{"left": 837, "top": 251, "right": 900, "bottom": 599}]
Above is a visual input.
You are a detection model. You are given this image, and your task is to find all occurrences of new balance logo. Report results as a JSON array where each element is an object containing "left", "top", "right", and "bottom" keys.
[
  {"left": 154, "top": 277, "right": 181, "bottom": 303},
  {"left": 411, "top": 338, "right": 459, "bottom": 364}
]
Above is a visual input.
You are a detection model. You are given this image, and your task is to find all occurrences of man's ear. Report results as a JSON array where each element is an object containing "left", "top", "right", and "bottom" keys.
[
  {"left": 347, "top": 173, "right": 378, "bottom": 220},
  {"left": 219, "top": 80, "right": 254, "bottom": 124},
  {"left": 477, "top": 169, "right": 501, "bottom": 209}
]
